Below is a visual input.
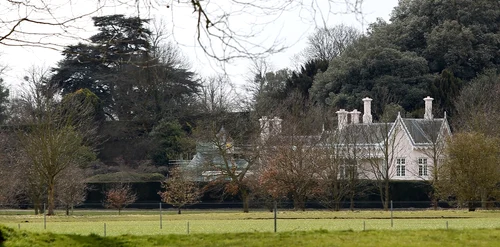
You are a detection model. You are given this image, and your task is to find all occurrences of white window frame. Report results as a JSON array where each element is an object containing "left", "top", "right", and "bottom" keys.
[
  {"left": 396, "top": 158, "right": 406, "bottom": 176},
  {"left": 418, "top": 158, "right": 428, "bottom": 176}
]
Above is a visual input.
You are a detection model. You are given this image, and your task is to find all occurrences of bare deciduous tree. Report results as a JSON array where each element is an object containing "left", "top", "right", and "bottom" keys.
[
  {"left": 0, "top": 0, "right": 104, "bottom": 49},
  {"left": 259, "top": 102, "right": 323, "bottom": 211},
  {"left": 295, "top": 24, "right": 362, "bottom": 65},
  {"left": 0, "top": 132, "right": 23, "bottom": 206},
  {"left": 15, "top": 66, "right": 97, "bottom": 216},
  {"left": 362, "top": 116, "right": 405, "bottom": 210},
  {"left": 104, "top": 184, "right": 137, "bottom": 215},
  {"left": 17, "top": 151, "right": 46, "bottom": 214},
  {"left": 55, "top": 166, "right": 88, "bottom": 216},
  {"left": 260, "top": 134, "right": 322, "bottom": 211},
  {"left": 198, "top": 75, "right": 238, "bottom": 113},
  {"left": 19, "top": 124, "right": 92, "bottom": 215},
  {"left": 8, "top": 66, "right": 56, "bottom": 125},
  {"left": 198, "top": 124, "right": 260, "bottom": 213},
  {"left": 316, "top": 120, "right": 367, "bottom": 211},
  {"left": 159, "top": 167, "right": 201, "bottom": 214}
]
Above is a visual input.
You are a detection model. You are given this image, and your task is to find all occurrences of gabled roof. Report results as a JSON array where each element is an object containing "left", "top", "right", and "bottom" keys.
[
  {"left": 335, "top": 122, "right": 394, "bottom": 145},
  {"left": 401, "top": 118, "right": 445, "bottom": 145},
  {"left": 333, "top": 114, "right": 450, "bottom": 147}
]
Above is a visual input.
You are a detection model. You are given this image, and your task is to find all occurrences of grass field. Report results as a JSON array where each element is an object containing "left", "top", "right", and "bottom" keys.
[
  {"left": 1, "top": 225, "right": 500, "bottom": 247},
  {"left": 1, "top": 210, "right": 500, "bottom": 246},
  {"left": 1, "top": 209, "right": 500, "bottom": 236}
]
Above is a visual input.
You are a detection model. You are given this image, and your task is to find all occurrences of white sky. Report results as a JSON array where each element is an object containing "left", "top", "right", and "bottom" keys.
[{"left": 1, "top": 0, "right": 399, "bottom": 94}]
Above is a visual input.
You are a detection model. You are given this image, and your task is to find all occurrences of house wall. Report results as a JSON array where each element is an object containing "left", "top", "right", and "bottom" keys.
[{"left": 355, "top": 120, "right": 442, "bottom": 181}]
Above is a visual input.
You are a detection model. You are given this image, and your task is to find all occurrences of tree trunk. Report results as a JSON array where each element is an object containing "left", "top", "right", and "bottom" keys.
[
  {"left": 47, "top": 180, "right": 55, "bottom": 215},
  {"left": 384, "top": 181, "right": 390, "bottom": 211},
  {"left": 333, "top": 181, "right": 339, "bottom": 211},
  {"left": 293, "top": 193, "right": 306, "bottom": 211},
  {"left": 480, "top": 191, "right": 487, "bottom": 209},
  {"left": 350, "top": 195, "right": 355, "bottom": 211},
  {"left": 66, "top": 205, "right": 70, "bottom": 216},
  {"left": 34, "top": 202, "right": 39, "bottom": 215},
  {"left": 241, "top": 189, "right": 250, "bottom": 213},
  {"left": 334, "top": 200, "right": 340, "bottom": 211},
  {"left": 379, "top": 181, "right": 389, "bottom": 210},
  {"left": 431, "top": 192, "right": 438, "bottom": 210},
  {"left": 468, "top": 201, "right": 476, "bottom": 211},
  {"left": 178, "top": 207, "right": 182, "bottom": 214}
]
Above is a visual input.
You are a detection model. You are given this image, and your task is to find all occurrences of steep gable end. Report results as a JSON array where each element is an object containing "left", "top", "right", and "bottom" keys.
[{"left": 401, "top": 118, "right": 445, "bottom": 145}]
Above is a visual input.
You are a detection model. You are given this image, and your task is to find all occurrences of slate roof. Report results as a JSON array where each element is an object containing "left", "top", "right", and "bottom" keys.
[
  {"left": 333, "top": 117, "right": 446, "bottom": 146},
  {"left": 336, "top": 122, "right": 395, "bottom": 145},
  {"left": 402, "top": 118, "right": 445, "bottom": 145}
]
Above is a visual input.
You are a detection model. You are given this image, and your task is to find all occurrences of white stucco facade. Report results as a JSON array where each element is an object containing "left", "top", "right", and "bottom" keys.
[{"left": 341, "top": 97, "right": 451, "bottom": 181}]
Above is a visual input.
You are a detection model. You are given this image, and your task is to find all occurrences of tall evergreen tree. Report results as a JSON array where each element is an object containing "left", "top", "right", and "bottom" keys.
[
  {"left": 428, "top": 69, "right": 462, "bottom": 116},
  {"left": 50, "top": 15, "right": 200, "bottom": 121}
]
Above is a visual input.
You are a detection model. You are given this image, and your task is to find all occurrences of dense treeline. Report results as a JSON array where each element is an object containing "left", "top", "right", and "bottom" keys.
[{"left": 257, "top": 0, "right": 500, "bottom": 120}]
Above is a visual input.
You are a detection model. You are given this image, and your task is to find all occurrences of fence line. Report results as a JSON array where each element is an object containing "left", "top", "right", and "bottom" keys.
[
  {"left": 1, "top": 201, "right": 500, "bottom": 236},
  {"left": 1, "top": 200, "right": 499, "bottom": 211}
]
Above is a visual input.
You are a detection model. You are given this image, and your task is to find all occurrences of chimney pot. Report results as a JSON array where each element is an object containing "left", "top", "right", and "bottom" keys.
[
  {"left": 336, "top": 109, "right": 349, "bottom": 130},
  {"left": 350, "top": 109, "right": 361, "bottom": 124}
]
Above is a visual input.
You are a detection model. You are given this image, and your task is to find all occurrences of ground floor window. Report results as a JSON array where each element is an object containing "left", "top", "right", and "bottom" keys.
[
  {"left": 418, "top": 158, "right": 428, "bottom": 176},
  {"left": 396, "top": 158, "right": 406, "bottom": 176}
]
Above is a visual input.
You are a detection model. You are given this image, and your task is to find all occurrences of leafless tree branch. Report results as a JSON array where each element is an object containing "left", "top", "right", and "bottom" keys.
[{"left": 2, "top": 0, "right": 365, "bottom": 61}]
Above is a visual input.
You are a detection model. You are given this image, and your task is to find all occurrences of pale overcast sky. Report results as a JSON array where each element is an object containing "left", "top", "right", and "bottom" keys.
[{"left": 1, "top": 0, "right": 399, "bottom": 94}]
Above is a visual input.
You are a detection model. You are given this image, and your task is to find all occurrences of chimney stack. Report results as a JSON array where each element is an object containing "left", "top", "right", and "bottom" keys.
[
  {"left": 362, "top": 97, "right": 373, "bottom": 124},
  {"left": 336, "top": 109, "right": 349, "bottom": 130},
  {"left": 424, "top": 96, "right": 433, "bottom": 120},
  {"left": 350, "top": 109, "right": 361, "bottom": 124}
]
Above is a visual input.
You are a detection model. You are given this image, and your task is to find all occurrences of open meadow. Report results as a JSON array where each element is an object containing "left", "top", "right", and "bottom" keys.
[
  {"left": 1, "top": 209, "right": 500, "bottom": 246},
  {"left": 1, "top": 209, "right": 500, "bottom": 235}
]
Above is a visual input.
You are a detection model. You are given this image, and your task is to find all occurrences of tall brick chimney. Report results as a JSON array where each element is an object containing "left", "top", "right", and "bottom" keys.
[
  {"left": 362, "top": 97, "right": 373, "bottom": 124},
  {"left": 424, "top": 96, "right": 433, "bottom": 120}
]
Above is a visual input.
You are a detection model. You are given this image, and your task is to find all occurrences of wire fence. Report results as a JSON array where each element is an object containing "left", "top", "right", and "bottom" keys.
[
  {"left": 0, "top": 201, "right": 474, "bottom": 211},
  {"left": 1, "top": 201, "right": 500, "bottom": 236}
]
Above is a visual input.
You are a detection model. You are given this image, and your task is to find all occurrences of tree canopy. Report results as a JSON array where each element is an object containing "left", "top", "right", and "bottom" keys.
[
  {"left": 50, "top": 15, "right": 200, "bottom": 121},
  {"left": 308, "top": 0, "right": 500, "bottom": 119}
]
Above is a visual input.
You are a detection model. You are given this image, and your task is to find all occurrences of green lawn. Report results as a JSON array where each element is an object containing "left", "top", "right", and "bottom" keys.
[
  {"left": 1, "top": 209, "right": 500, "bottom": 236},
  {"left": 1, "top": 225, "right": 500, "bottom": 247}
]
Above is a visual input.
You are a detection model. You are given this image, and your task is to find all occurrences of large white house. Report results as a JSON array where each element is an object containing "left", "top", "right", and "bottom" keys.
[
  {"left": 187, "top": 96, "right": 451, "bottom": 182},
  {"left": 259, "top": 96, "right": 452, "bottom": 181}
]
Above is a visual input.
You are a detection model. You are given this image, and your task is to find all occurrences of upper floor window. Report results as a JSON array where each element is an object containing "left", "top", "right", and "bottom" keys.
[
  {"left": 396, "top": 158, "right": 406, "bottom": 176},
  {"left": 418, "top": 158, "right": 428, "bottom": 176}
]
